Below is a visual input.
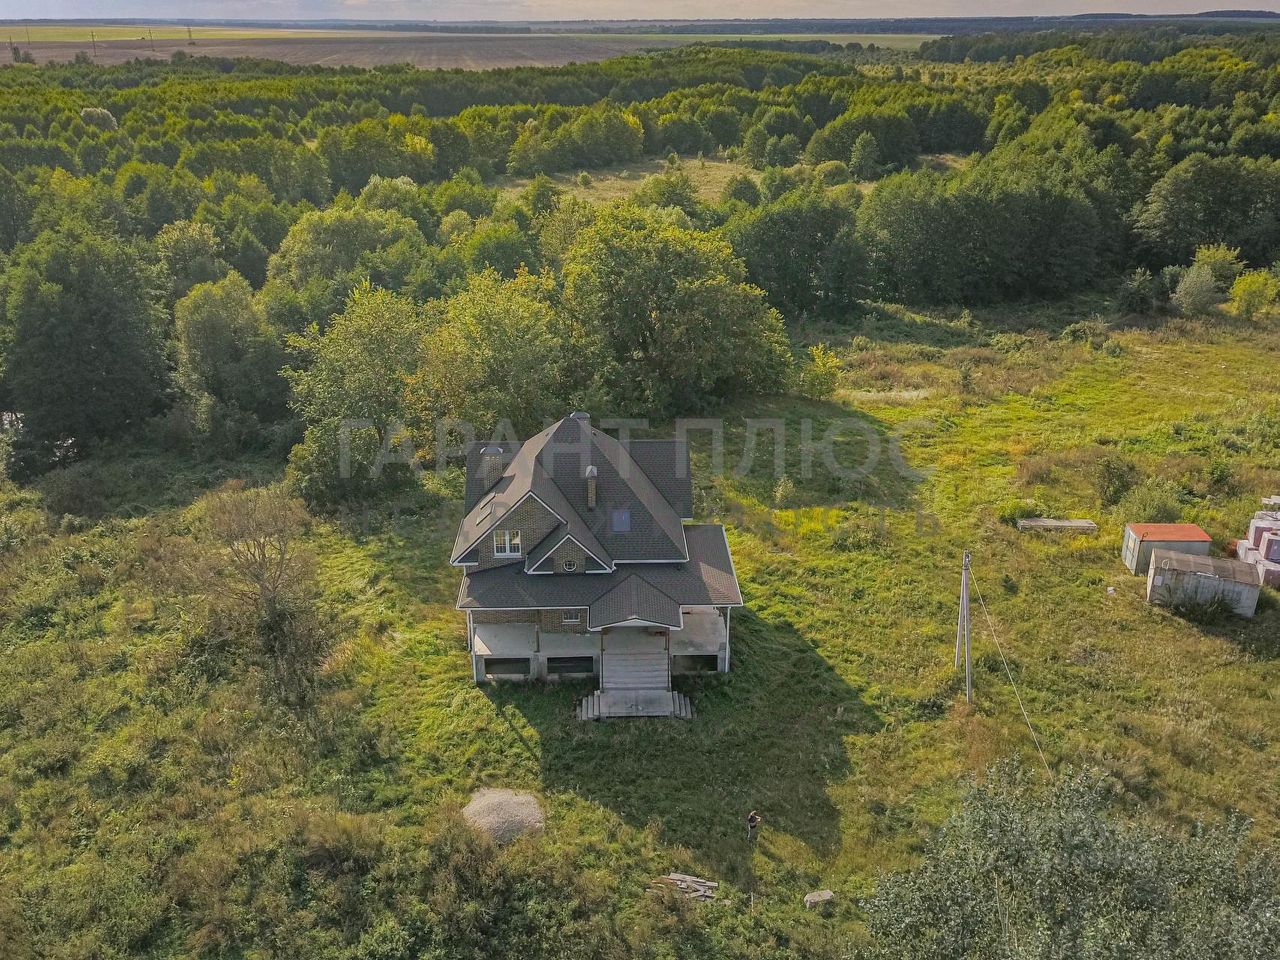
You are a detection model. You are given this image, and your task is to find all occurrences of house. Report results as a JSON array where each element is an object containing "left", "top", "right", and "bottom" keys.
[
  {"left": 1146, "top": 549, "right": 1261, "bottom": 618},
  {"left": 1121, "top": 523, "right": 1212, "bottom": 575},
  {"left": 452, "top": 413, "right": 742, "bottom": 719}
]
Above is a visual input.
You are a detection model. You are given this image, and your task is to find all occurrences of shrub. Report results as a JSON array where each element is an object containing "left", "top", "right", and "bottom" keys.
[
  {"left": 1060, "top": 316, "right": 1110, "bottom": 347},
  {"left": 1116, "top": 476, "right": 1183, "bottom": 523},
  {"left": 1172, "top": 262, "right": 1220, "bottom": 317},
  {"left": 772, "top": 475, "right": 795, "bottom": 507},
  {"left": 1091, "top": 453, "right": 1140, "bottom": 506},
  {"left": 996, "top": 497, "right": 1048, "bottom": 525},
  {"left": 859, "top": 764, "right": 1280, "bottom": 960},
  {"left": 1117, "top": 267, "right": 1160, "bottom": 314},
  {"left": 815, "top": 160, "right": 851, "bottom": 185},
  {"left": 720, "top": 172, "right": 761, "bottom": 206},
  {"left": 1229, "top": 269, "right": 1279, "bottom": 320},
  {"left": 1192, "top": 242, "right": 1245, "bottom": 288},
  {"left": 796, "top": 343, "right": 842, "bottom": 399}
]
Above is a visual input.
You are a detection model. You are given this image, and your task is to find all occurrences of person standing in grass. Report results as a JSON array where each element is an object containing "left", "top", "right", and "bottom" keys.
[{"left": 746, "top": 810, "right": 762, "bottom": 842}]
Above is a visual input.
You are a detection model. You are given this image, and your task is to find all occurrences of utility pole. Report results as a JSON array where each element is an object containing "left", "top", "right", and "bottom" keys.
[
  {"left": 149, "top": 29, "right": 156, "bottom": 53},
  {"left": 956, "top": 550, "right": 973, "bottom": 703},
  {"left": 90, "top": 31, "right": 97, "bottom": 57}
]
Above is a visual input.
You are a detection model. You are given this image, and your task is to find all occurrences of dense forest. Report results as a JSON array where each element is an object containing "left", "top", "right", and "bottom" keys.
[
  {"left": 1, "top": 29, "right": 1279, "bottom": 959},
  {"left": 5, "top": 37, "right": 1280, "bottom": 481}
]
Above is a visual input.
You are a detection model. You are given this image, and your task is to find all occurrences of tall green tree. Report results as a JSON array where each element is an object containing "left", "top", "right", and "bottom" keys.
[
  {"left": 562, "top": 206, "right": 791, "bottom": 417},
  {"left": 405, "top": 270, "right": 571, "bottom": 440},
  {"left": 4, "top": 229, "right": 166, "bottom": 455},
  {"left": 1135, "top": 154, "right": 1280, "bottom": 265},
  {"left": 155, "top": 219, "right": 231, "bottom": 308},
  {"left": 725, "top": 186, "right": 864, "bottom": 320},
  {"left": 0, "top": 166, "right": 33, "bottom": 253},
  {"left": 284, "top": 286, "right": 425, "bottom": 506},
  {"left": 174, "top": 272, "right": 287, "bottom": 423}
]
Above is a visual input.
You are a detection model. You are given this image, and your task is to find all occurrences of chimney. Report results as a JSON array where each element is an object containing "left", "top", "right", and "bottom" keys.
[
  {"left": 479, "top": 445, "right": 503, "bottom": 491},
  {"left": 586, "top": 464, "right": 598, "bottom": 509}
]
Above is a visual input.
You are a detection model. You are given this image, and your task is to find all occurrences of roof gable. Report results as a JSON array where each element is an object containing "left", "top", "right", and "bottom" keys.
[{"left": 454, "top": 415, "right": 689, "bottom": 567}]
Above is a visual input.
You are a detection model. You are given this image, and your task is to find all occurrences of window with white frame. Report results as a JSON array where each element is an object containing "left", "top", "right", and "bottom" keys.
[
  {"left": 492, "top": 529, "right": 521, "bottom": 556},
  {"left": 562, "top": 609, "right": 582, "bottom": 624},
  {"left": 562, "top": 558, "right": 578, "bottom": 572}
]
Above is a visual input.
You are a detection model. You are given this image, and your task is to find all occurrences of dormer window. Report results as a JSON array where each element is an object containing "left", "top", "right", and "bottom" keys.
[
  {"left": 493, "top": 530, "right": 521, "bottom": 557},
  {"left": 610, "top": 508, "right": 631, "bottom": 533}
]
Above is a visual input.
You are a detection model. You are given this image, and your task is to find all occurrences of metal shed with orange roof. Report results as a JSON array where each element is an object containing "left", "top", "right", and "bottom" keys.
[{"left": 1122, "top": 522, "right": 1213, "bottom": 575}]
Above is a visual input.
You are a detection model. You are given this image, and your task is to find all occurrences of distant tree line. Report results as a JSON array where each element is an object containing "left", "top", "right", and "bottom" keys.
[{"left": 5, "top": 37, "right": 1280, "bottom": 485}]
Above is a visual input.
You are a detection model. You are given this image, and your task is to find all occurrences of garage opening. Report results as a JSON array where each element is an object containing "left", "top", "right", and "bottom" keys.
[
  {"left": 672, "top": 654, "right": 719, "bottom": 674},
  {"left": 546, "top": 656, "right": 595, "bottom": 676},
  {"left": 484, "top": 657, "right": 531, "bottom": 677}
]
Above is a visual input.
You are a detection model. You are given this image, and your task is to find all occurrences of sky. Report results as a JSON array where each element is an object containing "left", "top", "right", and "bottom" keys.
[{"left": 3, "top": 0, "right": 1280, "bottom": 22}]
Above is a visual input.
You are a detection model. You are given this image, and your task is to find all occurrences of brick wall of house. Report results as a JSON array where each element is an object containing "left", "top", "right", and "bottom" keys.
[
  {"left": 472, "top": 610, "right": 537, "bottom": 624},
  {"left": 472, "top": 497, "right": 560, "bottom": 572},
  {"left": 544, "top": 538, "right": 590, "bottom": 573},
  {"left": 540, "top": 608, "right": 588, "bottom": 633}
]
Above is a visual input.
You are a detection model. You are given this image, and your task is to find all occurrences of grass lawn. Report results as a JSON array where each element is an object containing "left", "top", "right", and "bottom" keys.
[
  {"left": 498, "top": 153, "right": 973, "bottom": 204},
  {"left": 312, "top": 307, "right": 1280, "bottom": 922},
  {"left": 1, "top": 302, "right": 1277, "bottom": 949},
  {"left": 498, "top": 156, "right": 757, "bottom": 203}
]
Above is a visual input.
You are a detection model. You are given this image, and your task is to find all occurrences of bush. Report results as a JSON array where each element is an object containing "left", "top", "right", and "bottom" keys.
[
  {"left": 1192, "top": 243, "right": 1245, "bottom": 288},
  {"left": 1117, "top": 267, "right": 1160, "bottom": 315},
  {"left": 1091, "top": 453, "right": 1140, "bottom": 506},
  {"left": 720, "top": 172, "right": 761, "bottom": 206},
  {"left": 796, "top": 343, "right": 842, "bottom": 399},
  {"left": 996, "top": 497, "right": 1048, "bottom": 525},
  {"left": 1172, "top": 262, "right": 1220, "bottom": 317},
  {"left": 858, "top": 764, "right": 1280, "bottom": 960},
  {"left": 1229, "top": 269, "right": 1279, "bottom": 320},
  {"left": 814, "top": 160, "right": 851, "bottom": 185},
  {"left": 1060, "top": 316, "right": 1110, "bottom": 348},
  {"left": 1116, "top": 476, "right": 1183, "bottom": 523}
]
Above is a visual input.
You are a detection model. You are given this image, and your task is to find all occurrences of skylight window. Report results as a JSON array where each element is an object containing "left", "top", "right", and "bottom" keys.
[{"left": 610, "top": 508, "right": 631, "bottom": 533}]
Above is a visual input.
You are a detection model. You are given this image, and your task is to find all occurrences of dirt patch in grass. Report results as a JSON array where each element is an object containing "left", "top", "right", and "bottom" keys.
[{"left": 462, "top": 787, "right": 546, "bottom": 844}]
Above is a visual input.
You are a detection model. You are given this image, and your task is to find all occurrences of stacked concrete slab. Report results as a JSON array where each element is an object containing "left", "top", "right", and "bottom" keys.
[{"left": 1234, "top": 501, "right": 1280, "bottom": 587}]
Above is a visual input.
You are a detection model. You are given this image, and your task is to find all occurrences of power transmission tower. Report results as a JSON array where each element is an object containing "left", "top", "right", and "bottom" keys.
[
  {"left": 90, "top": 31, "right": 97, "bottom": 56},
  {"left": 955, "top": 551, "right": 973, "bottom": 703}
]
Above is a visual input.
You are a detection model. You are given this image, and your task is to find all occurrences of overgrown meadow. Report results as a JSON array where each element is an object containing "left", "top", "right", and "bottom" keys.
[{"left": 1, "top": 26, "right": 1279, "bottom": 960}]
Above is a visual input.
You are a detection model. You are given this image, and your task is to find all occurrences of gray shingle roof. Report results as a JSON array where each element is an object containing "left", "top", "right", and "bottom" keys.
[
  {"left": 629, "top": 439, "right": 692, "bottom": 519},
  {"left": 458, "top": 524, "right": 742, "bottom": 628},
  {"left": 589, "top": 577, "right": 682, "bottom": 629},
  {"left": 452, "top": 415, "right": 690, "bottom": 566}
]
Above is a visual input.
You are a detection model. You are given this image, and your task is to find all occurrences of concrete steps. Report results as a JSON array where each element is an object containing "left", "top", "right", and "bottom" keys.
[
  {"left": 577, "top": 689, "right": 694, "bottom": 721},
  {"left": 602, "top": 651, "right": 669, "bottom": 690}
]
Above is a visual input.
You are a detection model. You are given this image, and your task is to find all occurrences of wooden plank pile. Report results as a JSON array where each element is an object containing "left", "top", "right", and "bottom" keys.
[
  {"left": 651, "top": 873, "right": 718, "bottom": 901},
  {"left": 1234, "top": 499, "right": 1280, "bottom": 587}
]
